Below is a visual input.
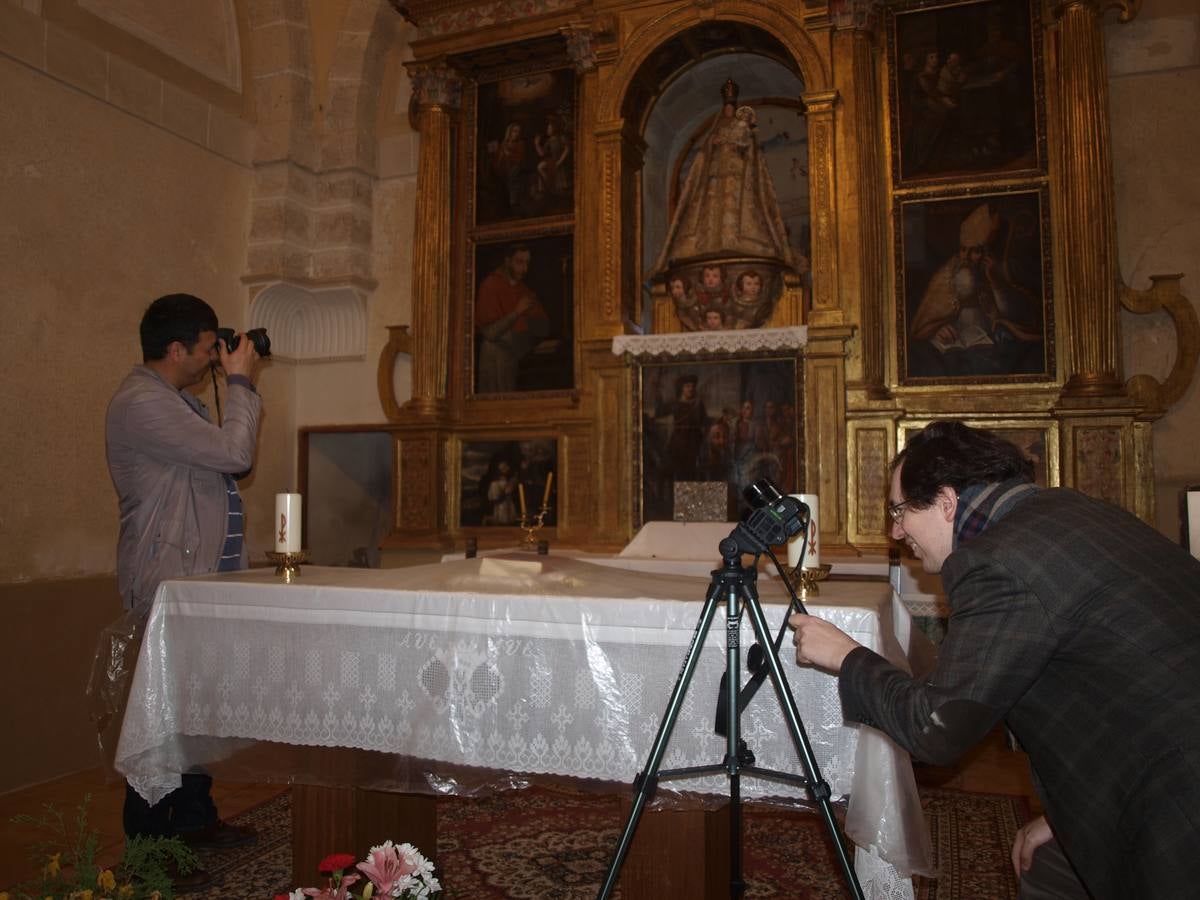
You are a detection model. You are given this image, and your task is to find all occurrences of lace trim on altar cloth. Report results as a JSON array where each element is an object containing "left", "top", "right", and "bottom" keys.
[{"left": 611, "top": 326, "right": 807, "bottom": 360}]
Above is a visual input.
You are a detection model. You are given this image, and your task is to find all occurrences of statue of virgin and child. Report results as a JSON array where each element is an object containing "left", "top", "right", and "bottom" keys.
[{"left": 651, "top": 78, "right": 799, "bottom": 332}]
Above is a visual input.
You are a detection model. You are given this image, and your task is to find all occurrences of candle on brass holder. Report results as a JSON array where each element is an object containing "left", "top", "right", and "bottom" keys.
[
  {"left": 518, "top": 505, "right": 550, "bottom": 549},
  {"left": 517, "top": 472, "right": 554, "bottom": 550},
  {"left": 265, "top": 550, "right": 309, "bottom": 583},
  {"left": 791, "top": 563, "right": 832, "bottom": 602}
]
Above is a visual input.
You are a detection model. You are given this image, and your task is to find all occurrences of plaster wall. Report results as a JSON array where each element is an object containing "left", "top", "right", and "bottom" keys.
[
  {"left": 1107, "top": 0, "right": 1200, "bottom": 539},
  {"left": 290, "top": 167, "right": 418, "bottom": 430},
  {"left": 0, "top": 52, "right": 263, "bottom": 583}
]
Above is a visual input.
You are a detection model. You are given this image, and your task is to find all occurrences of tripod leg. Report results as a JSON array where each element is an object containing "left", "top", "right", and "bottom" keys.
[
  {"left": 724, "top": 590, "right": 745, "bottom": 899},
  {"left": 741, "top": 594, "right": 866, "bottom": 900},
  {"left": 596, "top": 584, "right": 724, "bottom": 900}
]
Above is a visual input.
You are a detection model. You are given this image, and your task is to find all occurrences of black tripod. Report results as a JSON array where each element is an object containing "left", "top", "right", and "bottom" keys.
[{"left": 596, "top": 527, "right": 865, "bottom": 899}]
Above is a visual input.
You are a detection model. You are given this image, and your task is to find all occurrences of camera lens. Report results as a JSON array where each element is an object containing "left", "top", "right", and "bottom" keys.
[
  {"left": 247, "top": 327, "right": 271, "bottom": 358},
  {"left": 743, "top": 478, "right": 783, "bottom": 509}
]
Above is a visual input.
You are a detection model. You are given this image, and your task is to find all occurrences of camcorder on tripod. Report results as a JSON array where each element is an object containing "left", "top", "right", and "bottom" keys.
[{"left": 596, "top": 478, "right": 866, "bottom": 900}]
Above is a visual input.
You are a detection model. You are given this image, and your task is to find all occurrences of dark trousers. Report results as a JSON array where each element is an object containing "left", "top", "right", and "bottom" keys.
[{"left": 123, "top": 773, "right": 218, "bottom": 839}]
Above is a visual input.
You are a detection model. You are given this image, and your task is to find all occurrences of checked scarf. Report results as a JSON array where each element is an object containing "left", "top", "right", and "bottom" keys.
[{"left": 953, "top": 476, "right": 1039, "bottom": 550}]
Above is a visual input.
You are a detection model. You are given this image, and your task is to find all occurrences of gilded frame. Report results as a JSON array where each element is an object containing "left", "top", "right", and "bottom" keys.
[
  {"left": 886, "top": 0, "right": 1046, "bottom": 187},
  {"left": 634, "top": 355, "right": 804, "bottom": 526},
  {"left": 895, "top": 185, "right": 1054, "bottom": 385}
]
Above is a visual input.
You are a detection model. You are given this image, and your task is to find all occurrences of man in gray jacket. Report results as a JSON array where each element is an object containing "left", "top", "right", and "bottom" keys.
[
  {"left": 106, "top": 293, "right": 263, "bottom": 886},
  {"left": 792, "top": 421, "right": 1200, "bottom": 900}
]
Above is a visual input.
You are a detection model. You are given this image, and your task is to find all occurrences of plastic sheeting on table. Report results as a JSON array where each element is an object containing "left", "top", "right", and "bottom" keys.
[{"left": 115, "top": 553, "right": 932, "bottom": 882}]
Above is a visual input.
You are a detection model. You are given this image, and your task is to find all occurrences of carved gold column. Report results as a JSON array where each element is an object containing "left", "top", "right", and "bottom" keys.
[
  {"left": 802, "top": 90, "right": 842, "bottom": 327},
  {"left": 1053, "top": 0, "right": 1125, "bottom": 396},
  {"left": 591, "top": 121, "right": 644, "bottom": 333},
  {"left": 404, "top": 63, "right": 461, "bottom": 417},
  {"left": 837, "top": 22, "right": 887, "bottom": 396}
]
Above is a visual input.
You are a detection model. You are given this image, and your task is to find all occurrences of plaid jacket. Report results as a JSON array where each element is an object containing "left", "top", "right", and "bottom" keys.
[{"left": 840, "top": 488, "right": 1200, "bottom": 900}]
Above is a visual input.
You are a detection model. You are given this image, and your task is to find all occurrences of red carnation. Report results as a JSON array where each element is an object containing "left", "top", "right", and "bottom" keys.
[{"left": 318, "top": 852, "right": 358, "bottom": 874}]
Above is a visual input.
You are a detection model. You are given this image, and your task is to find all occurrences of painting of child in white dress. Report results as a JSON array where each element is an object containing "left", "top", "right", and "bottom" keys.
[{"left": 460, "top": 439, "right": 557, "bottom": 527}]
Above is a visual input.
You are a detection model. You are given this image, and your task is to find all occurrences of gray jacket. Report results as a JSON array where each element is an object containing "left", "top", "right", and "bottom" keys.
[{"left": 106, "top": 366, "right": 263, "bottom": 614}]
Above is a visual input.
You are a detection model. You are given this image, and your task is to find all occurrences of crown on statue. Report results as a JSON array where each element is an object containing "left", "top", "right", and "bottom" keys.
[{"left": 721, "top": 78, "right": 739, "bottom": 105}]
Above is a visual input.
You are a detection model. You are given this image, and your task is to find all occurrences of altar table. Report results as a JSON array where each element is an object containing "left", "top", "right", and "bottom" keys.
[{"left": 115, "top": 554, "right": 931, "bottom": 897}]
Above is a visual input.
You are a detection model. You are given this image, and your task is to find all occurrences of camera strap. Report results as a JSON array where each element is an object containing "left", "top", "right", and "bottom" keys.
[{"left": 210, "top": 366, "right": 225, "bottom": 426}]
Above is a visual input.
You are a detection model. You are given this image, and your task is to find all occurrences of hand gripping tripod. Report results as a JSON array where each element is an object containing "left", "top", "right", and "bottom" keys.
[{"left": 596, "top": 514, "right": 865, "bottom": 899}]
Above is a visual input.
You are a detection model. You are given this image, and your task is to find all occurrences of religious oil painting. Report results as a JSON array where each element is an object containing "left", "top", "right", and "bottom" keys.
[
  {"left": 897, "top": 187, "right": 1053, "bottom": 384},
  {"left": 888, "top": 0, "right": 1043, "bottom": 185},
  {"left": 472, "top": 233, "right": 574, "bottom": 396},
  {"left": 638, "top": 358, "right": 802, "bottom": 525},
  {"left": 459, "top": 438, "right": 558, "bottom": 528},
  {"left": 475, "top": 69, "right": 575, "bottom": 225}
]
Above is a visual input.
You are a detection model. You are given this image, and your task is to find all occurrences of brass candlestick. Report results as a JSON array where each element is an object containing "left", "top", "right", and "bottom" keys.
[
  {"left": 518, "top": 505, "right": 550, "bottom": 548},
  {"left": 265, "top": 549, "right": 309, "bottom": 583},
  {"left": 791, "top": 563, "right": 831, "bottom": 602}
]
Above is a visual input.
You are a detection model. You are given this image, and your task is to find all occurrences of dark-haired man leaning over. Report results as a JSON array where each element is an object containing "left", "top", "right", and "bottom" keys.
[
  {"left": 106, "top": 293, "right": 262, "bottom": 890},
  {"left": 791, "top": 421, "right": 1200, "bottom": 899}
]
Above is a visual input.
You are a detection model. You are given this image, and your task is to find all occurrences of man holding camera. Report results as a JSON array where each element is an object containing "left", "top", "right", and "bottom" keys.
[
  {"left": 791, "top": 421, "right": 1200, "bottom": 900},
  {"left": 106, "top": 293, "right": 263, "bottom": 888}
]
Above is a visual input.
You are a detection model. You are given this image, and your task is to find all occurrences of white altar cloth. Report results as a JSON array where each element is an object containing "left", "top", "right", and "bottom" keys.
[{"left": 115, "top": 554, "right": 930, "bottom": 893}]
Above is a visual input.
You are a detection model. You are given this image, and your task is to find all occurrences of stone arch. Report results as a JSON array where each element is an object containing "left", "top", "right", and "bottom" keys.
[
  {"left": 319, "top": 0, "right": 402, "bottom": 171},
  {"left": 243, "top": 0, "right": 319, "bottom": 168},
  {"left": 596, "top": 4, "right": 829, "bottom": 126}
]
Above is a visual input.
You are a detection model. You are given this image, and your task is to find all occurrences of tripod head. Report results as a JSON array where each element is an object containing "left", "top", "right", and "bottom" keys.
[{"left": 728, "top": 478, "right": 809, "bottom": 556}]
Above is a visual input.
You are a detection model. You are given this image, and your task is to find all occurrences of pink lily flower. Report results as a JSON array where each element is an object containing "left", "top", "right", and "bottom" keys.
[{"left": 357, "top": 841, "right": 419, "bottom": 895}]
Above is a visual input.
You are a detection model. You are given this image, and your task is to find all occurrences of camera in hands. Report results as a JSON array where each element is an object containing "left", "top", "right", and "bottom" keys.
[{"left": 217, "top": 327, "right": 271, "bottom": 358}]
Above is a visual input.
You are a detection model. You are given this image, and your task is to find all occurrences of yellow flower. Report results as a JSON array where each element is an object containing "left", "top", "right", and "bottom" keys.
[
  {"left": 117, "top": 883, "right": 135, "bottom": 899},
  {"left": 97, "top": 870, "right": 116, "bottom": 892},
  {"left": 0, "top": 891, "right": 11, "bottom": 900},
  {"left": 44, "top": 853, "right": 62, "bottom": 878}
]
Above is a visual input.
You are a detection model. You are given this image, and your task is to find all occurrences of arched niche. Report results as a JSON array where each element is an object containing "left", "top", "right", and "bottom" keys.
[
  {"left": 588, "top": 11, "right": 835, "bottom": 332},
  {"left": 248, "top": 283, "right": 368, "bottom": 363},
  {"left": 640, "top": 51, "right": 807, "bottom": 333},
  {"left": 599, "top": 8, "right": 828, "bottom": 124}
]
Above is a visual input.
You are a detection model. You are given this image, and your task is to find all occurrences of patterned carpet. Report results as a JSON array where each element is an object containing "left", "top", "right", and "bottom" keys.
[{"left": 208, "top": 784, "right": 1027, "bottom": 899}]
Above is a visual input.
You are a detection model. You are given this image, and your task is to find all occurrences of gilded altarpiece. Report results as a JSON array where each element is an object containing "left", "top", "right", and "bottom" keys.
[{"left": 379, "top": 0, "right": 1197, "bottom": 559}]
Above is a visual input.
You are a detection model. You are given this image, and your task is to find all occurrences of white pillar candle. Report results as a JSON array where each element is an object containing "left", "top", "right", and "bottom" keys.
[
  {"left": 786, "top": 493, "right": 819, "bottom": 569},
  {"left": 275, "top": 492, "right": 302, "bottom": 553}
]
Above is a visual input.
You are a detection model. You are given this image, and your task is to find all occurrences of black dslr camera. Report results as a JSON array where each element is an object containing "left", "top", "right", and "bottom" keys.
[
  {"left": 216, "top": 327, "right": 271, "bottom": 358},
  {"left": 739, "top": 478, "right": 809, "bottom": 549}
]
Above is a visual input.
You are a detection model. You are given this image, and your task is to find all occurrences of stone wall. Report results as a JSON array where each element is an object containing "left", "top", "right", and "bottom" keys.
[{"left": 1107, "top": 0, "right": 1200, "bottom": 538}]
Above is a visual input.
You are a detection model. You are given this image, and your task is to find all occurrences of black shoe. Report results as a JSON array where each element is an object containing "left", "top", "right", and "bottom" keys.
[
  {"left": 165, "top": 858, "right": 213, "bottom": 893},
  {"left": 178, "top": 819, "right": 257, "bottom": 849}
]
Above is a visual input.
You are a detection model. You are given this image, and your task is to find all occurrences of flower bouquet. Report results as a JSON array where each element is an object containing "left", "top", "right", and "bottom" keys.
[
  {"left": 279, "top": 842, "right": 441, "bottom": 899},
  {"left": 4, "top": 794, "right": 200, "bottom": 900}
]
